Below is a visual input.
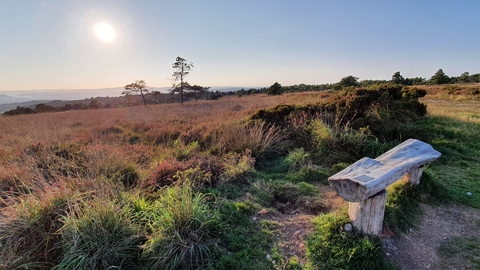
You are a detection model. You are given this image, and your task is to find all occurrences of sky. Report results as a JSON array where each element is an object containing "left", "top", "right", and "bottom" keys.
[{"left": 1, "top": 0, "right": 480, "bottom": 91}]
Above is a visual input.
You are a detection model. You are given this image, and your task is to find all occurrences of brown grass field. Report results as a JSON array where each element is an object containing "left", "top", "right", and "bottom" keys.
[{"left": 0, "top": 87, "right": 479, "bottom": 269}]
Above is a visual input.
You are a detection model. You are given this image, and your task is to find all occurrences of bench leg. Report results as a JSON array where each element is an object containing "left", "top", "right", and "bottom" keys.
[
  {"left": 406, "top": 166, "right": 424, "bottom": 185},
  {"left": 348, "top": 189, "right": 387, "bottom": 235}
]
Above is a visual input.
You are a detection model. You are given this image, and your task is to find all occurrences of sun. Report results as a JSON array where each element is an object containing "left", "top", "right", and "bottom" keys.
[{"left": 93, "top": 23, "right": 116, "bottom": 43}]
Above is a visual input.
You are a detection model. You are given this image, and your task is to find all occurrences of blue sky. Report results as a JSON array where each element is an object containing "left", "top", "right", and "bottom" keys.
[{"left": 1, "top": 0, "right": 479, "bottom": 91}]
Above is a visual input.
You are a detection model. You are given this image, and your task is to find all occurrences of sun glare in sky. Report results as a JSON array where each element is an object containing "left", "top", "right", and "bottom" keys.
[{"left": 93, "top": 23, "right": 116, "bottom": 43}]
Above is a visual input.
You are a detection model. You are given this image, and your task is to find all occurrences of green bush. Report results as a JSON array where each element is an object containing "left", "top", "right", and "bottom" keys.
[
  {"left": 174, "top": 165, "right": 213, "bottom": 189},
  {"left": 283, "top": 148, "right": 311, "bottom": 172},
  {"left": 219, "top": 150, "right": 255, "bottom": 184}
]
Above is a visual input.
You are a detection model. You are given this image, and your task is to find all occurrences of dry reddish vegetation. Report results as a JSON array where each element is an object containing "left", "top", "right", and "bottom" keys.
[{"left": 1, "top": 89, "right": 478, "bottom": 269}]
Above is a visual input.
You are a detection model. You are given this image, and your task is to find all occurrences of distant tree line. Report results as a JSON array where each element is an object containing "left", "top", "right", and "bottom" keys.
[{"left": 3, "top": 68, "right": 480, "bottom": 116}]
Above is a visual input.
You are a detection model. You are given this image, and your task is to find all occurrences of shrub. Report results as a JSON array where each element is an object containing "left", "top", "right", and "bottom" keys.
[
  {"left": 283, "top": 148, "right": 311, "bottom": 172},
  {"left": 145, "top": 155, "right": 222, "bottom": 189},
  {"left": 173, "top": 139, "right": 200, "bottom": 161},
  {"left": 174, "top": 165, "right": 213, "bottom": 190},
  {"left": 219, "top": 149, "right": 255, "bottom": 184},
  {"left": 179, "top": 127, "right": 206, "bottom": 145}
]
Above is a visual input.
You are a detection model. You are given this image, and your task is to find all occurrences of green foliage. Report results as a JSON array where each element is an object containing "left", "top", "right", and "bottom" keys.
[
  {"left": 173, "top": 139, "right": 200, "bottom": 161},
  {"left": 429, "top": 68, "right": 450, "bottom": 85},
  {"left": 306, "top": 212, "right": 395, "bottom": 270},
  {"left": 174, "top": 165, "right": 213, "bottom": 189},
  {"left": 102, "top": 160, "right": 140, "bottom": 188},
  {"left": 286, "top": 165, "right": 329, "bottom": 184},
  {"left": 416, "top": 114, "right": 480, "bottom": 208},
  {"left": 309, "top": 120, "right": 394, "bottom": 164},
  {"left": 219, "top": 150, "right": 255, "bottom": 184},
  {"left": 213, "top": 201, "right": 272, "bottom": 270},
  {"left": 267, "top": 82, "right": 283, "bottom": 95},
  {"left": 250, "top": 179, "right": 319, "bottom": 206},
  {"left": 333, "top": 75, "right": 359, "bottom": 90},
  {"left": 283, "top": 148, "right": 311, "bottom": 172}
]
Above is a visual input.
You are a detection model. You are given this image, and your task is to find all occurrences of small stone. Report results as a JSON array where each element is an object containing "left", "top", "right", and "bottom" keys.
[
  {"left": 467, "top": 192, "right": 473, "bottom": 196},
  {"left": 344, "top": 223, "right": 353, "bottom": 231}
]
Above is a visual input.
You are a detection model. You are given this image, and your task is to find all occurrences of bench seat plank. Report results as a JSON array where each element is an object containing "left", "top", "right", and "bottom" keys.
[{"left": 328, "top": 139, "right": 441, "bottom": 202}]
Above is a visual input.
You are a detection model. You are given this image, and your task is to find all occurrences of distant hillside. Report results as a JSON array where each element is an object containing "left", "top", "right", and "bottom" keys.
[{"left": 0, "top": 86, "right": 263, "bottom": 113}]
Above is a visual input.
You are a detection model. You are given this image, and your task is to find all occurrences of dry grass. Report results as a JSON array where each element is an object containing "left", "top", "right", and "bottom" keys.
[{"left": 0, "top": 95, "right": 283, "bottom": 148}]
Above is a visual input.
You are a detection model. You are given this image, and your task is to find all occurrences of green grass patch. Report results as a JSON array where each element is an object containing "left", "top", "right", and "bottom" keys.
[
  {"left": 437, "top": 236, "right": 480, "bottom": 269},
  {"left": 306, "top": 211, "right": 396, "bottom": 270},
  {"left": 418, "top": 115, "right": 480, "bottom": 208}
]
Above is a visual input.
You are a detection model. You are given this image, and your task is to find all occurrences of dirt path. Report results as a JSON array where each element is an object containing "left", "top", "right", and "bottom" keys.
[
  {"left": 384, "top": 203, "right": 480, "bottom": 270},
  {"left": 257, "top": 191, "right": 480, "bottom": 269}
]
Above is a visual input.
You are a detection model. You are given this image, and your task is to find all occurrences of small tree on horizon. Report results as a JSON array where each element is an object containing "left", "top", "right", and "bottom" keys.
[
  {"left": 123, "top": 80, "right": 149, "bottom": 106},
  {"left": 183, "top": 83, "right": 210, "bottom": 101},
  {"left": 334, "top": 75, "right": 359, "bottom": 90},
  {"left": 171, "top": 56, "right": 194, "bottom": 104},
  {"left": 429, "top": 69, "right": 450, "bottom": 85},
  {"left": 391, "top": 71, "right": 406, "bottom": 84},
  {"left": 267, "top": 82, "right": 282, "bottom": 95}
]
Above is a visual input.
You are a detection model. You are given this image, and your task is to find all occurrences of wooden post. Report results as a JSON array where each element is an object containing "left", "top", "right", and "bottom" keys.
[
  {"left": 406, "top": 166, "right": 424, "bottom": 185},
  {"left": 348, "top": 189, "right": 387, "bottom": 235}
]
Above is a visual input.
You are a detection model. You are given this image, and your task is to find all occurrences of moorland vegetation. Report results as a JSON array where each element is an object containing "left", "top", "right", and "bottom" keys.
[{"left": 0, "top": 78, "right": 479, "bottom": 269}]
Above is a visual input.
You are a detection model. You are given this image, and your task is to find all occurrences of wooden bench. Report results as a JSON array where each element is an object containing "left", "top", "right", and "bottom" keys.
[{"left": 328, "top": 139, "right": 441, "bottom": 235}]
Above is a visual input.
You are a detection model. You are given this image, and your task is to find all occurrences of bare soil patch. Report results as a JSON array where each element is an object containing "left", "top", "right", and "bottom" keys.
[
  {"left": 254, "top": 185, "right": 348, "bottom": 266},
  {"left": 384, "top": 203, "right": 480, "bottom": 270}
]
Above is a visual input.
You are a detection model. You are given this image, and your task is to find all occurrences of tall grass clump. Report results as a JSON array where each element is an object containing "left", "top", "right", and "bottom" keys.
[
  {"left": 0, "top": 187, "right": 72, "bottom": 269},
  {"left": 310, "top": 119, "right": 393, "bottom": 164},
  {"left": 306, "top": 211, "right": 395, "bottom": 270},
  {"left": 218, "top": 121, "right": 284, "bottom": 157},
  {"left": 55, "top": 199, "right": 144, "bottom": 270},
  {"left": 142, "top": 183, "right": 220, "bottom": 270}
]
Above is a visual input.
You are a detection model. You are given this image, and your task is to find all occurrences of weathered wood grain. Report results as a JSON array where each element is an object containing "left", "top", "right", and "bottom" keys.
[
  {"left": 328, "top": 139, "right": 441, "bottom": 202},
  {"left": 348, "top": 189, "right": 387, "bottom": 235}
]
